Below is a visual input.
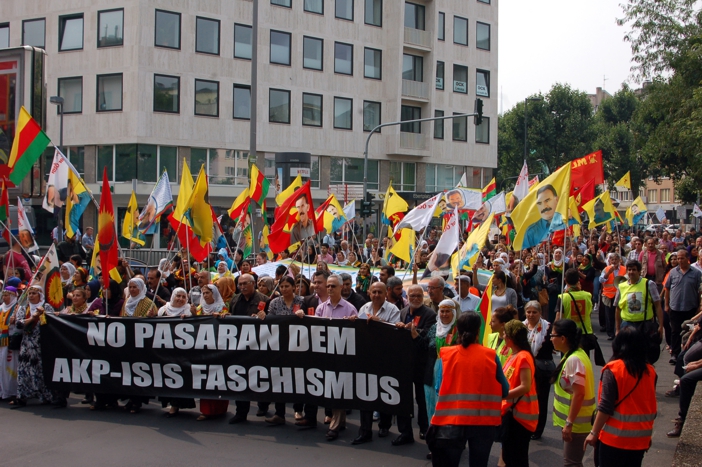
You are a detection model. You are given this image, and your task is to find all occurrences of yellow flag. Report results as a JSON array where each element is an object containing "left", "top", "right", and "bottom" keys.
[
  {"left": 511, "top": 164, "right": 571, "bottom": 250},
  {"left": 626, "top": 196, "right": 647, "bottom": 226},
  {"left": 122, "top": 191, "right": 145, "bottom": 246},
  {"left": 64, "top": 169, "right": 88, "bottom": 239},
  {"left": 615, "top": 172, "right": 632, "bottom": 190},
  {"left": 276, "top": 174, "right": 303, "bottom": 206},
  {"left": 186, "top": 166, "right": 213, "bottom": 246},
  {"left": 452, "top": 213, "right": 494, "bottom": 276},
  {"left": 228, "top": 187, "right": 250, "bottom": 219},
  {"left": 322, "top": 194, "right": 347, "bottom": 233},
  {"left": 173, "top": 159, "right": 194, "bottom": 222},
  {"left": 388, "top": 228, "right": 415, "bottom": 263},
  {"left": 568, "top": 196, "right": 582, "bottom": 237},
  {"left": 582, "top": 191, "right": 617, "bottom": 228},
  {"left": 382, "top": 184, "right": 408, "bottom": 224}
]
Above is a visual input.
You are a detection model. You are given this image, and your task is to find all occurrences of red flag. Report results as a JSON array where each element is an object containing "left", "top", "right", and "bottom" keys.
[
  {"left": 571, "top": 178, "right": 595, "bottom": 213},
  {"left": 167, "top": 213, "right": 212, "bottom": 262},
  {"left": 268, "top": 181, "right": 318, "bottom": 253},
  {"left": 97, "top": 167, "right": 119, "bottom": 288},
  {"left": 570, "top": 150, "right": 604, "bottom": 189}
]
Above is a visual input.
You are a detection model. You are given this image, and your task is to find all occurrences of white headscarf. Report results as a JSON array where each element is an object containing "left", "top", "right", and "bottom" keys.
[
  {"left": 537, "top": 253, "right": 546, "bottom": 271},
  {"left": 552, "top": 248, "right": 564, "bottom": 267},
  {"left": 158, "top": 287, "right": 192, "bottom": 317},
  {"left": 124, "top": 278, "right": 147, "bottom": 317},
  {"left": 27, "top": 285, "right": 45, "bottom": 314},
  {"left": 436, "top": 299, "right": 458, "bottom": 338},
  {"left": 199, "top": 284, "right": 225, "bottom": 315},
  {"left": 158, "top": 259, "right": 171, "bottom": 278},
  {"left": 61, "top": 262, "right": 76, "bottom": 286},
  {"left": 1, "top": 288, "right": 18, "bottom": 312}
]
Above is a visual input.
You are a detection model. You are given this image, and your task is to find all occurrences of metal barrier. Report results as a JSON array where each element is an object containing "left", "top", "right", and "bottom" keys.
[{"left": 122, "top": 248, "right": 173, "bottom": 268}]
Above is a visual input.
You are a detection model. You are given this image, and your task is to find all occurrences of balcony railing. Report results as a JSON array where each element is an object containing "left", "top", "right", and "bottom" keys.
[
  {"left": 402, "top": 79, "right": 429, "bottom": 100},
  {"left": 400, "top": 132, "right": 427, "bottom": 150},
  {"left": 404, "top": 27, "right": 432, "bottom": 48}
]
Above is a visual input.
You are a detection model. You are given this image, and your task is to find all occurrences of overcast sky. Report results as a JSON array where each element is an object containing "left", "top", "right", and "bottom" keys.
[{"left": 498, "top": 0, "right": 635, "bottom": 113}]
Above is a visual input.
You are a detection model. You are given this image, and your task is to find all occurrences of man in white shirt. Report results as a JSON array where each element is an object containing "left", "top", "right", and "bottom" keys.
[{"left": 455, "top": 275, "right": 480, "bottom": 312}]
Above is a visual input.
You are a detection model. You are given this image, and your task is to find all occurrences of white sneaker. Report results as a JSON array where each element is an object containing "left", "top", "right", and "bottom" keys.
[{"left": 674, "top": 379, "right": 680, "bottom": 386}]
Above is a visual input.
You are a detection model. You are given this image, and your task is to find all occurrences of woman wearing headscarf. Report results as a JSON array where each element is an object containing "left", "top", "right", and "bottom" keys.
[
  {"left": 63, "top": 287, "right": 93, "bottom": 315},
  {"left": 575, "top": 253, "right": 597, "bottom": 295},
  {"left": 60, "top": 262, "right": 76, "bottom": 307},
  {"left": 216, "top": 247, "right": 234, "bottom": 271},
  {"left": 523, "top": 300, "right": 554, "bottom": 440},
  {"left": 197, "top": 284, "right": 229, "bottom": 317},
  {"left": 120, "top": 278, "right": 158, "bottom": 317},
  {"left": 487, "top": 305, "right": 519, "bottom": 367},
  {"left": 216, "top": 277, "right": 236, "bottom": 304},
  {"left": 257, "top": 276, "right": 279, "bottom": 300},
  {"left": 11, "top": 286, "right": 55, "bottom": 407},
  {"left": 88, "top": 280, "right": 124, "bottom": 317},
  {"left": 158, "top": 258, "right": 177, "bottom": 290},
  {"left": 0, "top": 286, "right": 20, "bottom": 400},
  {"left": 86, "top": 280, "right": 101, "bottom": 308},
  {"left": 545, "top": 249, "right": 565, "bottom": 322},
  {"left": 213, "top": 261, "right": 233, "bottom": 282}
]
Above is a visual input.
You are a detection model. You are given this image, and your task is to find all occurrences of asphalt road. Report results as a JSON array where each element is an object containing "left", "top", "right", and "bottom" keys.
[{"left": 1, "top": 313, "right": 683, "bottom": 466}]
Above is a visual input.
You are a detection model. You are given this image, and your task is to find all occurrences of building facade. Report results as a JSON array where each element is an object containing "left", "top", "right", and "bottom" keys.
[{"left": 1, "top": 0, "right": 498, "bottom": 245}]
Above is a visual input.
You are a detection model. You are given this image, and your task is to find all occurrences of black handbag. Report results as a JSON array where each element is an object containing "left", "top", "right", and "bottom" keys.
[
  {"left": 425, "top": 424, "right": 465, "bottom": 450},
  {"left": 567, "top": 292, "right": 605, "bottom": 366},
  {"left": 495, "top": 395, "right": 522, "bottom": 443},
  {"left": 8, "top": 332, "right": 23, "bottom": 350}
]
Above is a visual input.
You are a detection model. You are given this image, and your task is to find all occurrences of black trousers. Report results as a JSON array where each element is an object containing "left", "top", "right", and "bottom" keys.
[
  {"left": 602, "top": 302, "right": 616, "bottom": 338},
  {"left": 502, "top": 415, "right": 533, "bottom": 467},
  {"left": 397, "top": 377, "right": 428, "bottom": 436},
  {"left": 598, "top": 441, "right": 646, "bottom": 467},
  {"left": 234, "top": 400, "right": 270, "bottom": 417},
  {"left": 670, "top": 309, "right": 697, "bottom": 357},
  {"left": 533, "top": 362, "right": 553, "bottom": 438},
  {"left": 358, "top": 410, "right": 392, "bottom": 437},
  {"left": 429, "top": 425, "right": 496, "bottom": 467}
]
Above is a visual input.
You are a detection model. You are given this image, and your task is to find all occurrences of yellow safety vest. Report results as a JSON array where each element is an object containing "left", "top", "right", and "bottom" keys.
[{"left": 553, "top": 348, "right": 595, "bottom": 433}]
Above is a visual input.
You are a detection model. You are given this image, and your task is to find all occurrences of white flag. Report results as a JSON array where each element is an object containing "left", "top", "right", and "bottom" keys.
[
  {"left": 42, "top": 148, "right": 70, "bottom": 212},
  {"left": 394, "top": 192, "right": 443, "bottom": 234},
  {"left": 343, "top": 200, "right": 356, "bottom": 222},
  {"left": 693, "top": 204, "right": 702, "bottom": 218},
  {"left": 138, "top": 171, "right": 173, "bottom": 234},
  {"left": 656, "top": 207, "right": 666, "bottom": 222},
  {"left": 456, "top": 172, "right": 468, "bottom": 188},
  {"left": 471, "top": 192, "right": 506, "bottom": 223},
  {"left": 17, "top": 198, "right": 39, "bottom": 252},
  {"left": 426, "top": 210, "right": 459, "bottom": 273},
  {"left": 513, "top": 160, "right": 530, "bottom": 202}
]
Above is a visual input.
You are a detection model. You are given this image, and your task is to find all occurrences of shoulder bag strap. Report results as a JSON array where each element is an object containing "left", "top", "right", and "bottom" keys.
[
  {"left": 615, "top": 375, "right": 642, "bottom": 409},
  {"left": 643, "top": 278, "right": 651, "bottom": 322},
  {"left": 567, "top": 291, "right": 589, "bottom": 335}
]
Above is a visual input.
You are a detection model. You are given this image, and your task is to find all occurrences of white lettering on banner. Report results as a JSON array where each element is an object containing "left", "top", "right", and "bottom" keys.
[
  {"left": 195, "top": 324, "right": 217, "bottom": 350},
  {"left": 133, "top": 362, "right": 152, "bottom": 387},
  {"left": 72, "top": 359, "right": 91, "bottom": 383},
  {"left": 307, "top": 368, "right": 324, "bottom": 396},
  {"left": 153, "top": 323, "right": 174, "bottom": 349},
  {"left": 135, "top": 323, "right": 153, "bottom": 348},
  {"left": 289, "top": 325, "right": 309, "bottom": 351},
  {"left": 325, "top": 371, "right": 354, "bottom": 399},
  {"left": 356, "top": 373, "right": 378, "bottom": 401},
  {"left": 227, "top": 365, "right": 247, "bottom": 391},
  {"left": 218, "top": 325, "right": 238, "bottom": 350},
  {"left": 249, "top": 366, "right": 270, "bottom": 392},
  {"left": 92, "top": 360, "right": 110, "bottom": 384},
  {"left": 207, "top": 365, "right": 227, "bottom": 391},
  {"left": 152, "top": 363, "right": 163, "bottom": 388},
  {"left": 327, "top": 327, "right": 356, "bottom": 355},
  {"left": 87, "top": 322, "right": 126, "bottom": 347},
  {"left": 271, "top": 367, "right": 293, "bottom": 393},
  {"left": 380, "top": 376, "right": 401, "bottom": 405},
  {"left": 175, "top": 323, "right": 195, "bottom": 349}
]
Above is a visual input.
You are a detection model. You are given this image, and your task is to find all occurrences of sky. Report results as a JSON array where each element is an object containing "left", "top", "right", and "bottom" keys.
[{"left": 498, "top": 0, "right": 635, "bottom": 113}]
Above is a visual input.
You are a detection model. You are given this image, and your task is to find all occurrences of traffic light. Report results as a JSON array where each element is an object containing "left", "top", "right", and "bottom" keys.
[
  {"left": 361, "top": 192, "right": 375, "bottom": 217},
  {"left": 474, "top": 98, "right": 484, "bottom": 126}
]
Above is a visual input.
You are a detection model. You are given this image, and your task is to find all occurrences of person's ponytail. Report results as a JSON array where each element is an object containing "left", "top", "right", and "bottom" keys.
[{"left": 456, "top": 312, "right": 482, "bottom": 348}]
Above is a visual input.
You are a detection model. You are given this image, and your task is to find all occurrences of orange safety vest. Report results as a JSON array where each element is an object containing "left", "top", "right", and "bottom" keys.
[
  {"left": 432, "top": 344, "right": 503, "bottom": 427},
  {"left": 602, "top": 265, "right": 627, "bottom": 299},
  {"left": 598, "top": 360, "right": 657, "bottom": 451},
  {"left": 502, "top": 350, "right": 539, "bottom": 432}
]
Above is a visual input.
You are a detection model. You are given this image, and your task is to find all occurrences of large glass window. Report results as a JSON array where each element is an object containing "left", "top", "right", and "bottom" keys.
[
  {"left": 363, "top": 101, "right": 380, "bottom": 132},
  {"left": 96, "top": 74, "right": 123, "bottom": 112},
  {"left": 404, "top": 3, "right": 425, "bottom": 30},
  {"left": 334, "top": 97, "right": 352, "bottom": 129},
  {"left": 270, "top": 30, "right": 291, "bottom": 65},
  {"left": 310, "top": 156, "right": 320, "bottom": 189},
  {"left": 59, "top": 14, "right": 83, "bottom": 51},
  {"left": 476, "top": 116, "right": 489, "bottom": 143},
  {"left": 365, "top": 0, "right": 382, "bottom": 26},
  {"left": 438, "top": 12, "right": 445, "bottom": 40},
  {"left": 0, "top": 24, "right": 9, "bottom": 48},
  {"left": 436, "top": 61, "right": 444, "bottom": 90},
  {"left": 426, "top": 164, "right": 462, "bottom": 192},
  {"left": 22, "top": 18, "right": 45, "bottom": 48},
  {"left": 302, "top": 93, "right": 323, "bottom": 127},
  {"left": 336, "top": 0, "right": 354, "bottom": 20},
  {"left": 98, "top": 9, "right": 124, "bottom": 47},
  {"left": 153, "top": 74, "right": 179, "bottom": 113},
  {"left": 233, "top": 84, "right": 251, "bottom": 120},
  {"left": 476, "top": 22, "right": 490, "bottom": 50},
  {"left": 234, "top": 24, "right": 252, "bottom": 59},
  {"left": 98, "top": 144, "right": 178, "bottom": 183},
  {"left": 453, "top": 112, "right": 467, "bottom": 142},
  {"left": 453, "top": 64, "right": 467, "bottom": 93},
  {"left": 402, "top": 54, "right": 423, "bottom": 82},
  {"left": 305, "top": 0, "right": 324, "bottom": 14},
  {"left": 364, "top": 47, "right": 381, "bottom": 79},
  {"left": 190, "top": 148, "right": 250, "bottom": 186},
  {"left": 330, "top": 157, "right": 379, "bottom": 190},
  {"left": 454, "top": 16, "right": 468, "bottom": 45},
  {"left": 269, "top": 89, "right": 291, "bottom": 124},
  {"left": 401, "top": 105, "right": 421, "bottom": 133},
  {"left": 58, "top": 77, "right": 82, "bottom": 114},
  {"left": 434, "top": 110, "right": 444, "bottom": 139},
  {"left": 196, "top": 16, "right": 220, "bottom": 55},
  {"left": 194, "top": 79, "right": 219, "bottom": 117},
  {"left": 272, "top": 0, "right": 292, "bottom": 7},
  {"left": 476, "top": 69, "right": 490, "bottom": 97},
  {"left": 303, "top": 36, "right": 323, "bottom": 70},
  {"left": 389, "top": 162, "right": 416, "bottom": 192},
  {"left": 334, "top": 42, "right": 353, "bottom": 75},
  {"left": 155, "top": 10, "right": 180, "bottom": 49}
]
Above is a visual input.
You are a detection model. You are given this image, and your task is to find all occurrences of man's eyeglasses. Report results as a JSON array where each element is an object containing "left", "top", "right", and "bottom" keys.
[
  {"left": 548, "top": 334, "right": 561, "bottom": 338},
  {"left": 327, "top": 284, "right": 339, "bottom": 289}
]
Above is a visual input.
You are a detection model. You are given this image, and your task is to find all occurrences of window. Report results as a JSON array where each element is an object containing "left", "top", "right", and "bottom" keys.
[
  {"left": 453, "top": 64, "right": 467, "bottom": 93},
  {"left": 476, "top": 22, "right": 490, "bottom": 50},
  {"left": 478, "top": 0, "right": 490, "bottom": 3},
  {"left": 476, "top": 69, "right": 490, "bottom": 97},
  {"left": 302, "top": 93, "right": 323, "bottom": 127},
  {"left": 98, "top": 144, "right": 178, "bottom": 183},
  {"left": 194, "top": 79, "right": 219, "bottom": 117},
  {"left": 364, "top": 47, "right": 382, "bottom": 79},
  {"left": 426, "top": 164, "right": 462, "bottom": 192},
  {"left": 196, "top": 16, "right": 220, "bottom": 55},
  {"left": 401, "top": 105, "right": 421, "bottom": 133},
  {"left": 365, "top": 0, "right": 382, "bottom": 26},
  {"left": 272, "top": 0, "right": 291, "bottom": 7},
  {"left": 334, "top": 42, "right": 353, "bottom": 75},
  {"left": 454, "top": 16, "right": 468, "bottom": 45},
  {"left": 438, "top": 12, "right": 445, "bottom": 40},
  {"left": 96, "top": 74, "right": 123, "bottom": 112},
  {"left": 330, "top": 157, "right": 379, "bottom": 190},
  {"left": 436, "top": 61, "right": 444, "bottom": 90},
  {"left": 389, "top": 162, "right": 416, "bottom": 191},
  {"left": 476, "top": 116, "right": 489, "bottom": 143},
  {"left": 336, "top": 0, "right": 354, "bottom": 20},
  {"left": 233, "top": 84, "right": 251, "bottom": 119},
  {"left": 334, "top": 97, "right": 352, "bottom": 129},
  {"left": 269, "top": 89, "right": 291, "bottom": 124},
  {"left": 153, "top": 74, "right": 179, "bottom": 113},
  {"left": 402, "top": 54, "right": 423, "bottom": 82},
  {"left": 22, "top": 18, "right": 45, "bottom": 48},
  {"left": 363, "top": 101, "right": 381, "bottom": 131},
  {"left": 234, "top": 24, "right": 252, "bottom": 59},
  {"left": 98, "top": 9, "right": 123, "bottom": 47},
  {"left": 310, "top": 156, "right": 321, "bottom": 188},
  {"left": 58, "top": 14, "right": 83, "bottom": 51},
  {"left": 453, "top": 112, "right": 467, "bottom": 141},
  {"left": 305, "top": 0, "right": 324, "bottom": 14},
  {"left": 404, "top": 3, "right": 425, "bottom": 30},
  {"left": 155, "top": 10, "right": 180, "bottom": 49},
  {"left": 57, "top": 77, "right": 82, "bottom": 114},
  {"left": 270, "top": 30, "right": 291, "bottom": 65},
  {"left": 0, "top": 24, "right": 8, "bottom": 48},
  {"left": 434, "top": 110, "right": 444, "bottom": 139},
  {"left": 303, "top": 36, "right": 323, "bottom": 70},
  {"left": 660, "top": 189, "right": 671, "bottom": 203},
  {"left": 648, "top": 190, "right": 658, "bottom": 203}
]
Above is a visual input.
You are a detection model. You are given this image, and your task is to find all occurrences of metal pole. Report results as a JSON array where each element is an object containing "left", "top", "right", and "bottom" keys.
[
  {"left": 524, "top": 98, "right": 528, "bottom": 162},
  {"left": 249, "top": 0, "right": 258, "bottom": 162},
  {"left": 59, "top": 103, "right": 64, "bottom": 155}
]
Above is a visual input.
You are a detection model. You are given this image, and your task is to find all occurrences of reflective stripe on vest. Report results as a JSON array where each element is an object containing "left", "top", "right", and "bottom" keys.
[
  {"left": 617, "top": 279, "right": 653, "bottom": 323},
  {"left": 439, "top": 393, "right": 503, "bottom": 403},
  {"left": 602, "top": 266, "right": 626, "bottom": 299},
  {"left": 601, "top": 425, "right": 653, "bottom": 438},
  {"left": 553, "top": 349, "right": 596, "bottom": 433},
  {"left": 434, "top": 408, "right": 502, "bottom": 418},
  {"left": 503, "top": 351, "right": 539, "bottom": 432}
]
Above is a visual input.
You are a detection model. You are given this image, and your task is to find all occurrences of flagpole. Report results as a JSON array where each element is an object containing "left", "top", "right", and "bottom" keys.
[
  {"left": 401, "top": 225, "right": 428, "bottom": 282},
  {"left": 12, "top": 246, "right": 54, "bottom": 310},
  {"left": 558, "top": 225, "right": 568, "bottom": 316},
  {"left": 0, "top": 219, "right": 38, "bottom": 272},
  {"left": 3, "top": 224, "right": 15, "bottom": 293}
]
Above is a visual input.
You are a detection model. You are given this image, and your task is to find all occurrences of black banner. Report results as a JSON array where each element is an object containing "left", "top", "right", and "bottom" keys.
[{"left": 41, "top": 315, "right": 415, "bottom": 415}]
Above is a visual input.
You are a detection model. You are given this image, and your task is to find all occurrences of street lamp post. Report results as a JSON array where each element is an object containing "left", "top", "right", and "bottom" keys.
[
  {"left": 49, "top": 96, "right": 64, "bottom": 154},
  {"left": 524, "top": 96, "right": 543, "bottom": 162}
]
